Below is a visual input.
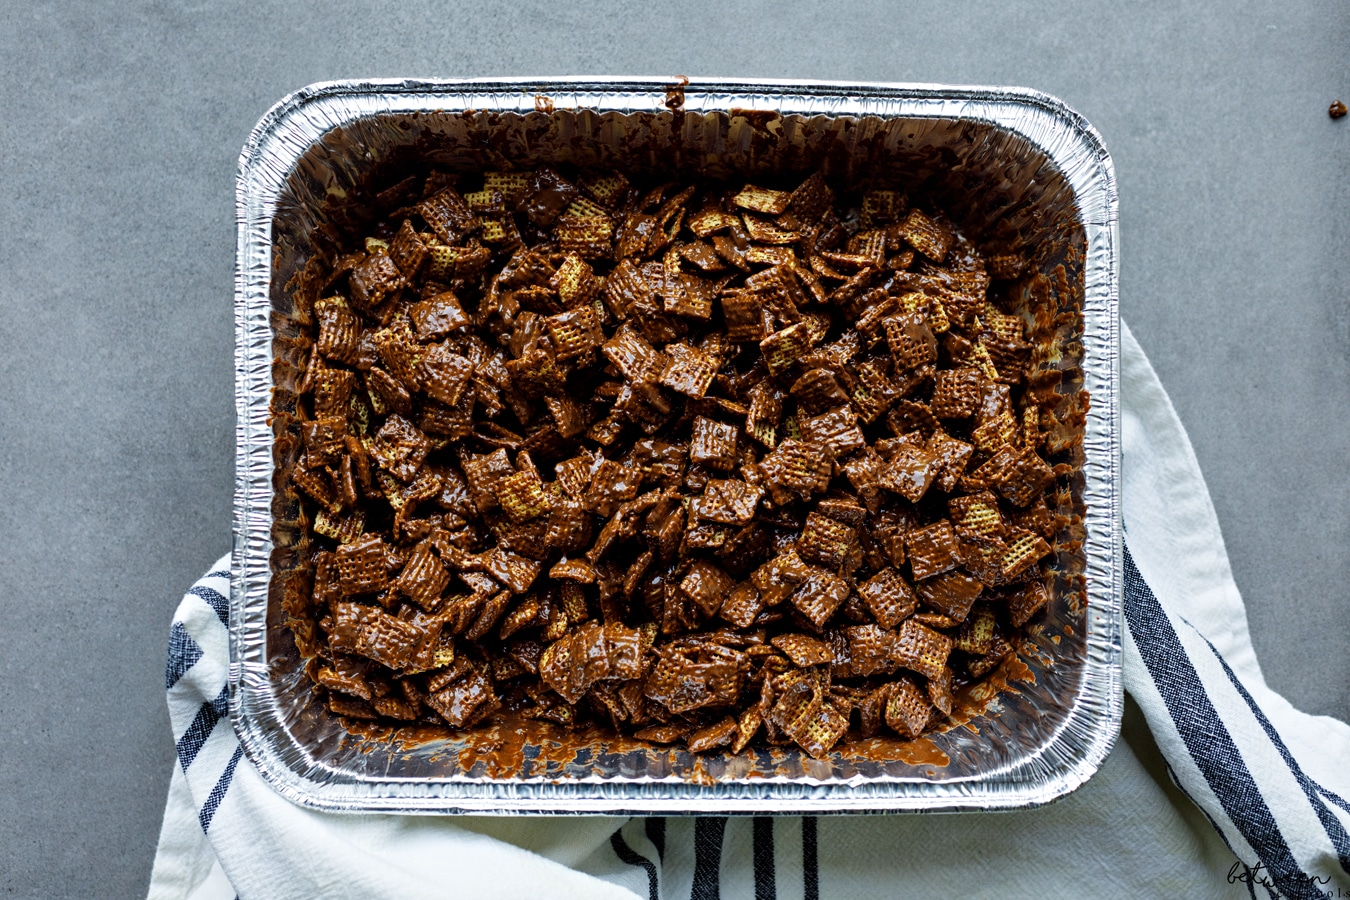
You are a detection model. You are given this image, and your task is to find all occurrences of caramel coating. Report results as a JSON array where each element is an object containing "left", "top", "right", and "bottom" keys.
[{"left": 280, "top": 167, "right": 1070, "bottom": 760}]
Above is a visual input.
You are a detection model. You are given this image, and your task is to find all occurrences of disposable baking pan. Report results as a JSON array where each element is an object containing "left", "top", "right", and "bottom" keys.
[{"left": 233, "top": 77, "right": 1121, "bottom": 814}]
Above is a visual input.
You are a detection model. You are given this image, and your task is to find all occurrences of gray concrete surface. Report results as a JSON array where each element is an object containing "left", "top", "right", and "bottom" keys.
[{"left": 0, "top": 1, "right": 1345, "bottom": 896}]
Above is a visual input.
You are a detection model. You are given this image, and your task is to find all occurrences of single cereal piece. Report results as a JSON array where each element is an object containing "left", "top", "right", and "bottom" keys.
[
  {"left": 741, "top": 214, "right": 800, "bottom": 245},
  {"left": 691, "top": 478, "right": 763, "bottom": 526},
  {"left": 392, "top": 543, "right": 451, "bottom": 609},
  {"left": 890, "top": 618, "right": 953, "bottom": 680},
  {"left": 721, "top": 289, "right": 768, "bottom": 343},
  {"left": 551, "top": 254, "right": 600, "bottom": 308},
  {"left": 790, "top": 569, "right": 850, "bottom": 628},
  {"left": 745, "top": 384, "right": 783, "bottom": 448},
  {"left": 313, "top": 508, "right": 365, "bottom": 545},
  {"left": 659, "top": 342, "right": 719, "bottom": 398},
  {"left": 931, "top": 368, "right": 982, "bottom": 419},
  {"left": 969, "top": 444, "right": 1021, "bottom": 489},
  {"left": 1007, "top": 579, "right": 1050, "bottom": 627},
  {"left": 497, "top": 465, "right": 552, "bottom": 524},
  {"left": 790, "top": 697, "right": 850, "bottom": 759},
  {"left": 733, "top": 185, "right": 793, "bottom": 215},
  {"left": 857, "top": 568, "right": 918, "bottom": 629},
  {"left": 546, "top": 306, "right": 604, "bottom": 362},
  {"left": 411, "top": 292, "right": 470, "bottom": 338},
  {"left": 544, "top": 393, "right": 587, "bottom": 438},
  {"left": 418, "top": 395, "right": 473, "bottom": 439},
  {"left": 916, "top": 571, "right": 984, "bottom": 622},
  {"left": 550, "top": 557, "right": 597, "bottom": 584},
  {"left": 556, "top": 213, "right": 614, "bottom": 259},
  {"left": 885, "top": 678, "right": 933, "bottom": 738},
  {"left": 758, "top": 438, "right": 834, "bottom": 503},
  {"left": 602, "top": 323, "right": 665, "bottom": 383},
  {"left": 949, "top": 491, "right": 1005, "bottom": 539},
  {"left": 352, "top": 611, "right": 427, "bottom": 670},
  {"left": 972, "top": 410, "right": 1019, "bottom": 454},
  {"left": 926, "top": 431, "right": 974, "bottom": 493},
  {"left": 999, "top": 528, "right": 1051, "bottom": 579},
  {"left": 719, "top": 581, "right": 764, "bottom": 629},
  {"left": 463, "top": 188, "right": 504, "bottom": 215},
  {"left": 687, "top": 717, "right": 739, "bottom": 753},
  {"left": 645, "top": 654, "right": 744, "bottom": 714},
  {"left": 460, "top": 448, "right": 514, "bottom": 511},
  {"left": 553, "top": 450, "right": 597, "bottom": 498},
  {"left": 418, "top": 344, "right": 475, "bottom": 407},
  {"left": 850, "top": 360, "right": 900, "bottom": 425},
  {"left": 861, "top": 189, "right": 905, "bottom": 227},
  {"left": 839, "top": 625, "right": 890, "bottom": 678},
  {"left": 348, "top": 248, "right": 405, "bottom": 311},
  {"left": 752, "top": 549, "right": 815, "bottom": 606},
  {"left": 690, "top": 416, "right": 739, "bottom": 472},
  {"left": 585, "top": 457, "right": 641, "bottom": 516},
  {"left": 879, "top": 442, "right": 938, "bottom": 503},
  {"left": 334, "top": 534, "right": 390, "bottom": 596},
  {"left": 679, "top": 241, "right": 726, "bottom": 272},
  {"left": 884, "top": 312, "right": 938, "bottom": 370},
  {"left": 302, "top": 415, "right": 346, "bottom": 466},
  {"left": 812, "top": 502, "right": 863, "bottom": 537},
  {"left": 370, "top": 415, "right": 430, "bottom": 482},
  {"left": 896, "top": 209, "right": 953, "bottom": 262},
  {"left": 799, "top": 406, "right": 866, "bottom": 458},
  {"left": 482, "top": 170, "right": 530, "bottom": 203},
  {"left": 797, "top": 512, "right": 857, "bottom": 571},
  {"left": 760, "top": 322, "right": 813, "bottom": 375},
  {"left": 681, "top": 561, "right": 736, "bottom": 618},
  {"left": 483, "top": 549, "right": 543, "bottom": 595},
  {"left": 570, "top": 172, "right": 624, "bottom": 210},
  {"left": 791, "top": 368, "right": 849, "bottom": 414},
  {"left": 388, "top": 219, "right": 429, "bottom": 279},
  {"left": 315, "top": 297, "right": 361, "bottom": 365},
  {"left": 687, "top": 207, "right": 740, "bottom": 237},
  {"left": 988, "top": 445, "right": 1054, "bottom": 507},
  {"left": 953, "top": 605, "right": 997, "bottom": 656},
  {"left": 426, "top": 667, "right": 496, "bottom": 728},
  {"left": 788, "top": 171, "right": 833, "bottom": 222},
  {"left": 771, "top": 633, "right": 835, "bottom": 667},
  {"left": 664, "top": 270, "right": 716, "bottom": 320},
  {"left": 417, "top": 188, "right": 481, "bottom": 244},
  {"left": 906, "top": 520, "right": 962, "bottom": 581},
  {"left": 373, "top": 327, "right": 421, "bottom": 391}
]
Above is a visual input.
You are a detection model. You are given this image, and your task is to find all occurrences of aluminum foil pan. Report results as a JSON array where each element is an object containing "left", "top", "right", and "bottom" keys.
[{"left": 233, "top": 78, "right": 1121, "bottom": 814}]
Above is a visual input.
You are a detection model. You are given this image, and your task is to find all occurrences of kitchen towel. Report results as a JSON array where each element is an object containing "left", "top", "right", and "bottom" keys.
[{"left": 147, "top": 320, "right": 1350, "bottom": 899}]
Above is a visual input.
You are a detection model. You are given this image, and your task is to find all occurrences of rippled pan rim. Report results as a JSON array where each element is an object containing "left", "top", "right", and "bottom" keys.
[{"left": 232, "top": 78, "right": 1121, "bottom": 813}]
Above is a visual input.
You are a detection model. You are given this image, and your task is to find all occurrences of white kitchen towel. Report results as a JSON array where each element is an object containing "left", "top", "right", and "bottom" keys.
[{"left": 148, "top": 320, "right": 1350, "bottom": 900}]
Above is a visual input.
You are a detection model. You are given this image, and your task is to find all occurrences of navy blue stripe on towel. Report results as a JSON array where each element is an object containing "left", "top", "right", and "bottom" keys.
[
  {"left": 187, "top": 585, "right": 230, "bottom": 626},
  {"left": 752, "top": 817, "right": 776, "bottom": 900},
  {"left": 175, "top": 686, "right": 230, "bottom": 772},
  {"left": 802, "top": 817, "right": 819, "bottom": 900},
  {"left": 1184, "top": 621, "right": 1350, "bottom": 876},
  {"left": 646, "top": 817, "right": 667, "bottom": 863},
  {"left": 611, "top": 826, "right": 659, "bottom": 900},
  {"left": 691, "top": 817, "right": 727, "bottom": 900},
  {"left": 1318, "top": 786, "right": 1350, "bottom": 819},
  {"left": 198, "top": 745, "right": 243, "bottom": 833},
  {"left": 1124, "top": 545, "right": 1321, "bottom": 899},
  {"left": 166, "top": 621, "right": 203, "bottom": 689}
]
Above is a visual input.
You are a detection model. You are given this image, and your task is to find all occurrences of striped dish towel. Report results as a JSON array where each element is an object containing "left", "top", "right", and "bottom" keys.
[{"left": 148, "top": 321, "right": 1350, "bottom": 900}]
